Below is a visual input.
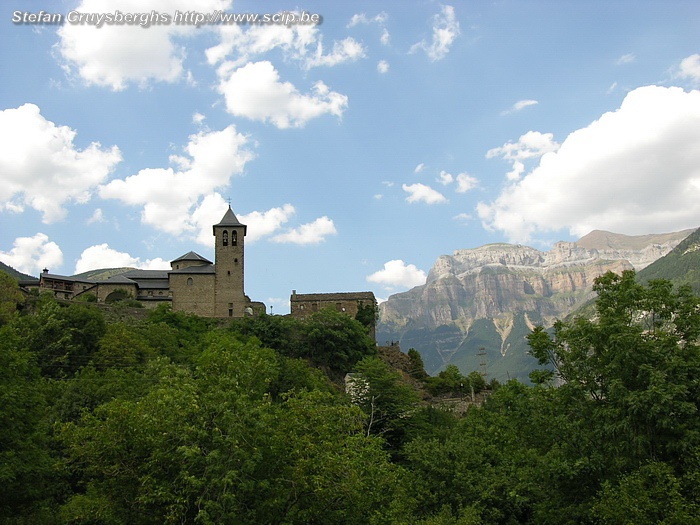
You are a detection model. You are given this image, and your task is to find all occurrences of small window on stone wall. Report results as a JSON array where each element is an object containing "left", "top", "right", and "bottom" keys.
[{"left": 187, "top": 277, "right": 193, "bottom": 286}]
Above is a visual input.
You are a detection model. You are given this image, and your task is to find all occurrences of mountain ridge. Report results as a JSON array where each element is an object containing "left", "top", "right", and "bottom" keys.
[{"left": 378, "top": 228, "right": 696, "bottom": 381}]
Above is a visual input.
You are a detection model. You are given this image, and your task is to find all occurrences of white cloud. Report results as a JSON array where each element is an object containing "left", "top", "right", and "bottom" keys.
[
  {"left": 99, "top": 125, "right": 254, "bottom": 243},
  {"left": 272, "top": 216, "right": 337, "bottom": 244},
  {"left": 192, "top": 112, "right": 206, "bottom": 125},
  {"left": 347, "top": 12, "right": 390, "bottom": 45},
  {"left": 414, "top": 163, "right": 426, "bottom": 173},
  {"left": 57, "top": 0, "right": 231, "bottom": 90},
  {"left": 455, "top": 172, "right": 478, "bottom": 193},
  {"left": 477, "top": 85, "right": 700, "bottom": 242},
  {"left": 239, "top": 204, "right": 296, "bottom": 242},
  {"left": 616, "top": 53, "right": 636, "bottom": 65},
  {"left": 206, "top": 23, "right": 317, "bottom": 67},
  {"left": 402, "top": 183, "right": 447, "bottom": 204},
  {"left": 437, "top": 171, "right": 453, "bottom": 185},
  {"left": 87, "top": 208, "right": 105, "bottom": 224},
  {"left": 437, "top": 170, "right": 478, "bottom": 191},
  {"left": 486, "top": 130, "right": 560, "bottom": 181},
  {"left": 501, "top": 99, "right": 538, "bottom": 115},
  {"left": 0, "top": 233, "right": 63, "bottom": 275},
  {"left": 380, "top": 29, "right": 391, "bottom": 46},
  {"left": 217, "top": 61, "right": 348, "bottom": 129},
  {"left": 348, "top": 12, "right": 388, "bottom": 28},
  {"left": 377, "top": 60, "right": 390, "bottom": 74},
  {"left": 74, "top": 244, "right": 170, "bottom": 274},
  {"left": 207, "top": 22, "right": 362, "bottom": 71},
  {"left": 366, "top": 259, "right": 426, "bottom": 289},
  {"left": 0, "top": 104, "right": 121, "bottom": 223},
  {"left": 678, "top": 54, "right": 700, "bottom": 83},
  {"left": 410, "top": 5, "right": 460, "bottom": 61},
  {"left": 453, "top": 213, "right": 472, "bottom": 222},
  {"left": 305, "top": 37, "right": 366, "bottom": 68}
]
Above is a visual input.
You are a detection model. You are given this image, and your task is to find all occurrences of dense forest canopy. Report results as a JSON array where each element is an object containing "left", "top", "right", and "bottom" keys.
[{"left": 0, "top": 270, "right": 698, "bottom": 524}]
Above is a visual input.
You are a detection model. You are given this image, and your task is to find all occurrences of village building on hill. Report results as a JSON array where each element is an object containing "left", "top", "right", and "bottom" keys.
[
  {"left": 27, "top": 206, "right": 265, "bottom": 318},
  {"left": 21, "top": 206, "right": 376, "bottom": 332}
]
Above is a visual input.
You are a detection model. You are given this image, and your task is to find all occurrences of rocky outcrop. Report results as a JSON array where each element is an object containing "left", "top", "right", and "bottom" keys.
[{"left": 378, "top": 229, "right": 693, "bottom": 380}]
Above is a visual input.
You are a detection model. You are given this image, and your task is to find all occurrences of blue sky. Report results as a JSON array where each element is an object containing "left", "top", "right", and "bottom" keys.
[{"left": 1, "top": 0, "right": 699, "bottom": 313}]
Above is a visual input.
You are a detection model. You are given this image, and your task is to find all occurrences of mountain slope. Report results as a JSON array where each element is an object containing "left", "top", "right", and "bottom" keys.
[
  {"left": 378, "top": 229, "right": 693, "bottom": 382},
  {"left": 637, "top": 227, "right": 700, "bottom": 292},
  {"left": 0, "top": 261, "right": 36, "bottom": 281}
]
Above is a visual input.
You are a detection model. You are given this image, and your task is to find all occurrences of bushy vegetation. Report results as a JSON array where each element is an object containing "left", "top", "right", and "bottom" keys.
[{"left": 0, "top": 270, "right": 698, "bottom": 523}]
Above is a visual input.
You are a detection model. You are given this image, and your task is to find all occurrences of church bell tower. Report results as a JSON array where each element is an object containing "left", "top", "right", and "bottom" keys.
[{"left": 213, "top": 205, "right": 247, "bottom": 317}]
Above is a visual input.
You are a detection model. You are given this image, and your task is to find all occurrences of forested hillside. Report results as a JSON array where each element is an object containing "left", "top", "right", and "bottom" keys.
[{"left": 1, "top": 270, "right": 699, "bottom": 524}]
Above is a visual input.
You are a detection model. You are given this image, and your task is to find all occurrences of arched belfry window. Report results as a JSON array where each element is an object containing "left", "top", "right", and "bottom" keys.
[
  {"left": 232, "top": 231, "right": 238, "bottom": 246},
  {"left": 223, "top": 230, "right": 228, "bottom": 246}
]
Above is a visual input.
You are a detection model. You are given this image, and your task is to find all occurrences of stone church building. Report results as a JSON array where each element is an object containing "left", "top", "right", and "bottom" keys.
[{"left": 34, "top": 206, "right": 265, "bottom": 318}]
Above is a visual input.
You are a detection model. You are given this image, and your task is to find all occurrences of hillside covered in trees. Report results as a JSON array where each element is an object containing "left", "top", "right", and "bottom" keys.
[{"left": 1, "top": 270, "right": 699, "bottom": 524}]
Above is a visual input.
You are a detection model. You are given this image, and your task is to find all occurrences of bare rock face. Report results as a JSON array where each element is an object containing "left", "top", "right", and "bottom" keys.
[{"left": 378, "top": 229, "right": 693, "bottom": 379}]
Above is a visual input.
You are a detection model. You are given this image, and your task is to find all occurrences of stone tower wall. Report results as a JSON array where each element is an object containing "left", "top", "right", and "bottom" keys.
[{"left": 213, "top": 226, "right": 247, "bottom": 317}]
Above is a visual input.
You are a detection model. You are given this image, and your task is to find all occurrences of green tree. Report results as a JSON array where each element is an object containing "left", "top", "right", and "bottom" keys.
[
  {"left": 0, "top": 271, "right": 25, "bottom": 325},
  {"left": 302, "top": 307, "right": 376, "bottom": 373},
  {"left": 352, "top": 356, "right": 420, "bottom": 450},
  {"left": 0, "top": 326, "right": 52, "bottom": 520},
  {"left": 407, "top": 348, "right": 429, "bottom": 380},
  {"left": 528, "top": 271, "right": 700, "bottom": 470}
]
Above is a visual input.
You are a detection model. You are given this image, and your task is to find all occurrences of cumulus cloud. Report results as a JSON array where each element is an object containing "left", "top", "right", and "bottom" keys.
[
  {"left": 347, "top": 12, "right": 390, "bottom": 45},
  {"left": 348, "top": 12, "right": 388, "bottom": 28},
  {"left": 305, "top": 37, "right": 366, "bottom": 68},
  {"left": 366, "top": 259, "right": 427, "bottom": 289},
  {"left": 486, "top": 130, "right": 560, "bottom": 181},
  {"left": 206, "top": 22, "right": 362, "bottom": 71},
  {"left": 678, "top": 54, "right": 700, "bottom": 83},
  {"left": 87, "top": 208, "right": 105, "bottom": 224},
  {"left": 58, "top": 0, "right": 231, "bottom": 90},
  {"left": 455, "top": 172, "right": 478, "bottom": 193},
  {"left": 437, "top": 171, "right": 453, "bottom": 185},
  {"left": 377, "top": 60, "right": 390, "bottom": 74},
  {"left": 0, "top": 233, "right": 63, "bottom": 275},
  {"left": 272, "top": 216, "right": 337, "bottom": 244},
  {"left": 206, "top": 23, "right": 317, "bottom": 67},
  {"left": 0, "top": 104, "right": 121, "bottom": 223},
  {"left": 410, "top": 5, "right": 460, "bottom": 61},
  {"left": 239, "top": 204, "right": 296, "bottom": 242},
  {"left": 437, "top": 171, "right": 478, "bottom": 192},
  {"left": 99, "top": 125, "right": 254, "bottom": 244},
  {"left": 74, "top": 244, "right": 170, "bottom": 274},
  {"left": 403, "top": 183, "right": 447, "bottom": 204},
  {"left": 217, "top": 61, "right": 348, "bottom": 128},
  {"left": 477, "top": 85, "right": 700, "bottom": 242},
  {"left": 192, "top": 112, "right": 206, "bottom": 125}
]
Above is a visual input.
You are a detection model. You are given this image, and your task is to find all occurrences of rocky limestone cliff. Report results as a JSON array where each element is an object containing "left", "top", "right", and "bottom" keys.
[{"left": 378, "top": 229, "right": 693, "bottom": 380}]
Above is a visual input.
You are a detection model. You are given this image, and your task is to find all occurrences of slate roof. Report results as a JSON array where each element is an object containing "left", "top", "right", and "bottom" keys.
[
  {"left": 101, "top": 275, "right": 138, "bottom": 284},
  {"left": 213, "top": 206, "right": 247, "bottom": 235},
  {"left": 41, "top": 273, "right": 96, "bottom": 284},
  {"left": 290, "top": 291, "right": 376, "bottom": 301},
  {"left": 169, "top": 265, "right": 216, "bottom": 274},
  {"left": 170, "top": 252, "right": 212, "bottom": 265},
  {"left": 122, "top": 269, "right": 171, "bottom": 279}
]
